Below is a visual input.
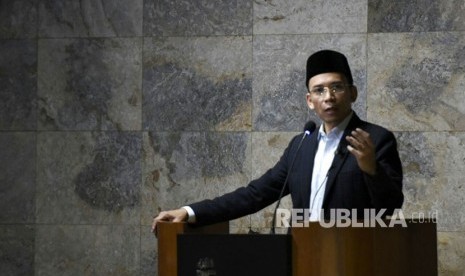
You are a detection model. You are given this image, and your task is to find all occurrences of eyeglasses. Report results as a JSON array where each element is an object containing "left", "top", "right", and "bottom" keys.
[{"left": 309, "top": 83, "right": 350, "bottom": 96}]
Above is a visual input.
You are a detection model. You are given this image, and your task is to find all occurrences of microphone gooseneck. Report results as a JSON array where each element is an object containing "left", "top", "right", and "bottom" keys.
[{"left": 270, "top": 121, "right": 316, "bottom": 234}]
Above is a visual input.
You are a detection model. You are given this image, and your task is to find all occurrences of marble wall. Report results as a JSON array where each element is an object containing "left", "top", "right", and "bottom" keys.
[{"left": 1, "top": 0, "right": 464, "bottom": 275}]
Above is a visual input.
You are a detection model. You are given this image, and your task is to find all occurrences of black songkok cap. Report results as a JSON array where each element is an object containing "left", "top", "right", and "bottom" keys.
[{"left": 305, "top": 50, "right": 353, "bottom": 88}]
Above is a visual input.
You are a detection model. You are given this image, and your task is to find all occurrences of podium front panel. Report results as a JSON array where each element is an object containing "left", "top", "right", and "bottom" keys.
[{"left": 177, "top": 234, "right": 291, "bottom": 276}]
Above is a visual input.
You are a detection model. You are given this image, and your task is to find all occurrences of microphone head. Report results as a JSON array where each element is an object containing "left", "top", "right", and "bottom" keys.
[{"left": 303, "top": 121, "right": 316, "bottom": 133}]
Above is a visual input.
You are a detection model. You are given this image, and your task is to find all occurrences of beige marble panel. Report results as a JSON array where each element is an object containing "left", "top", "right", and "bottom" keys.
[
  {"left": 142, "top": 132, "right": 252, "bottom": 230},
  {"left": 397, "top": 131, "right": 465, "bottom": 231},
  {"left": 38, "top": 38, "right": 142, "bottom": 131},
  {"left": 254, "top": 0, "right": 367, "bottom": 34},
  {"left": 39, "top": 0, "right": 143, "bottom": 37},
  {"left": 35, "top": 225, "right": 140, "bottom": 275},
  {"left": 368, "top": 0, "right": 465, "bottom": 33},
  {"left": 250, "top": 132, "right": 298, "bottom": 230},
  {"left": 438, "top": 232, "right": 465, "bottom": 276},
  {"left": 143, "top": 0, "right": 252, "bottom": 36},
  {"left": 36, "top": 132, "right": 141, "bottom": 225},
  {"left": 141, "top": 228, "right": 158, "bottom": 276},
  {"left": 368, "top": 32, "right": 465, "bottom": 131},
  {"left": 143, "top": 36, "right": 252, "bottom": 132}
]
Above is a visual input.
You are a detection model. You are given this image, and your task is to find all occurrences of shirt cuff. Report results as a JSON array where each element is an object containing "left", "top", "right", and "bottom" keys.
[{"left": 182, "top": 206, "right": 196, "bottom": 223}]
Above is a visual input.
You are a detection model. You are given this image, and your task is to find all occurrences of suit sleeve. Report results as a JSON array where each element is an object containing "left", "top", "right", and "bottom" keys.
[{"left": 188, "top": 135, "right": 301, "bottom": 226}]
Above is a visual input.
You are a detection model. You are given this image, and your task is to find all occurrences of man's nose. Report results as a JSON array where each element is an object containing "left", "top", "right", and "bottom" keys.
[{"left": 322, "top": 88, "right": 336, "bottom": 100}]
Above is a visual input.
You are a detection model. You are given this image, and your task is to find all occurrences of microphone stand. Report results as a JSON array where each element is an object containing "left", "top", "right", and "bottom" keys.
[{"left": 270, "top": 122, "right": 315, "bottom": 234}]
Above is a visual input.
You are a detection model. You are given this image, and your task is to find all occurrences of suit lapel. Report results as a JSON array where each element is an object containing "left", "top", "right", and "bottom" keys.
[
  {"left": 322, "top": 114, "right": 362, "bottom": 205},
  {"left": 322, "top": 139, "right": 349, "bottom": 203}
]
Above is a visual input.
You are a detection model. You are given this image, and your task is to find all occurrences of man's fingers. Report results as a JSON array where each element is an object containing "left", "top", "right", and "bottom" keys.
[
  {"left": 151, "top": 219, "right": 157, "bottom": 234},
  {"left": 346, "top": 128, "right": 374, "bottom": 153},
  {"left": 151, "top": 209, "right": 189, "bottom": 235},
  {"left": 346, "top": 130, "right": 377, "bottom": 175},
  {"left": 352, "top": 128, "right": 370, "bottom": 138},
  {"left": 346, "top": 145, "right": 360, "bottom": 156},
  {"left": 151, "top": 211, "right": 171, "bottom": 234},
  {"left": 346, "top": 136, "right": 364, "bottom": 151}
]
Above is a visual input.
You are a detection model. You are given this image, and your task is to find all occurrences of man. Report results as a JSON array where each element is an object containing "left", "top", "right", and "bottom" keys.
[{"left": 152, "top": 50, "right": 403, "bottom": 232}]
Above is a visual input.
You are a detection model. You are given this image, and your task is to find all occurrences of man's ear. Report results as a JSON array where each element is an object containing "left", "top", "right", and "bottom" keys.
[
  {"left": 350, "top": 85, "right": 358, "bottom": 102},
  {"left": 306, "top": 93, "right": 315, "bottom": 110}
]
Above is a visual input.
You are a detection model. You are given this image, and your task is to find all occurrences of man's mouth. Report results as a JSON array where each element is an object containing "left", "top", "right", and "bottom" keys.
[{"left": 324, "top": 106, "right": 337, "bottom": 112}]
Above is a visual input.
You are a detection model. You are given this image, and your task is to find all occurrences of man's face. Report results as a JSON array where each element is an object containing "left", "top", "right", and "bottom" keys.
[{"left": 306, "top": 72, "right": 357, "bottom": 132}]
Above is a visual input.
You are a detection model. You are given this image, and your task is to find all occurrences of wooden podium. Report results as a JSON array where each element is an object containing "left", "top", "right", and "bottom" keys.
[
  {"left": 157, "top": 220, "right": 437, "bottom": 276},
  {"left": 157, "top": 221, "right": 229, "bottom": 276}
]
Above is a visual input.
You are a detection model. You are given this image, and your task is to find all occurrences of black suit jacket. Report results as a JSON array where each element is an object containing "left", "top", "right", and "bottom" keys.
[{"left": 189, "top": 113, "right": 403, "bottom": 226}]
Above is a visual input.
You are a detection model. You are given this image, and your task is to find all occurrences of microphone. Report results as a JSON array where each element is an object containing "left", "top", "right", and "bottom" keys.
[
  {"left": 270, "top": 121, "right": 316, "bottom": 234},
  {"left": 303, "top": 121, "right": 316, "bottom": 136}
]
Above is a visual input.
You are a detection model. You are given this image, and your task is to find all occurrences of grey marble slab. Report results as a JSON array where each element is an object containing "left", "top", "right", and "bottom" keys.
[
  {"left": 0, "top": 225, "right": 35, "bottom": 275},
  {"left": 253, "top": 34, "right": 367, "bottom": 131},
  {"left": 437, "top": 232, "right": 465, "bottom": 275},
  {"left": 141, "top": 227, "right": 157, "bottom": 276},
  {"left": 0, "top": 0, "right": 37, "bottom": 38},
  {"left": 0, "top": 133, "right": 36, "bottom": 223},
  {"left": 38, "top": 38, "right": 142, "bottom": 130},
  {"left": 143, "top": 0, "right": 252, "bottom": 36},
  {"left": 397, "top": 131, "right": 465, "bottom": 231},
  {"left": 0, "top": 40, "right": 37, "bottom": 130},
  {"left": 369, "top": 0, "right": 465, "bottom": 32},
  {"left": 39, "top": 0, "right": 143, "bottom": 37},
  {"left": 254, "top": 0, "right": 367, "bottom": 34},
  {"left": 143, "top": 36, "right": 252, "bottom": 131},
  {"left": 36, "top": 131, "right": 141, "bottom": 224},
  {"left": 35, "top": 225, "right": 140, "bottom": 275},
  {"left": 368, "top": 32, "right": 465, "bottom": 131},
  {"left": 142, "top": 131, "right": 252, "bottom": 229},
  {"left": 249, "top": 132, "right": 297, "bottom": 229}
]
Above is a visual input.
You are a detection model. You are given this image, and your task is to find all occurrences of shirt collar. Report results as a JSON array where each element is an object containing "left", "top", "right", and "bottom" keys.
[{"left": 317, "top": 111, "right": 353, "bottom": 140}]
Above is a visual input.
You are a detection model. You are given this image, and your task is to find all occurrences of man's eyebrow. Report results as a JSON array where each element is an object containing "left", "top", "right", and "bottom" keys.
[{"left": 311, "top": 81, "right": 344, "bottom": 87}]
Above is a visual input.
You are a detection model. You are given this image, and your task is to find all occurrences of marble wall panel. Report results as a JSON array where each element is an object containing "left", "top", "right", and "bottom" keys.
[
  {"left": 143, "top": 0, "right": 252, "bottom": 36},
  {"left": 141, "top": 229, "right": 157, "bottom": 276},
  {"left": 35, "top": 225, "right": 140, "bottom": 275},
  {"left": 0, "top": 0, "right": 37, "bottom": 38},
  {"left": 254, "top": 0, "right": 367, "bottom": 34},
  {"left": 143, "top": 36, "right": 252, "bottom": 132},
  {"left": 438, "top": 232, "right": 465, "bottom": 275},
  {"left": 0, "top": 40, "right": 37, "bottom": 130},
  {"left": 38, "top": 0, "right": 143, "bottom": 37},
  {"left": 142, "top": 131, "right": 252, "bottom": 229},
  {"left": 38, "top": 38, "right": 142, "bottom": 131},
  {"left": 253, "top": 34, "right": 367, "bottom": 131},
  {"left": 1, "top": 0, "right": 465, "bottom": 274},
  {"left": 368, "top": 32, "right": 465, "bottom": 131},
  {"left": 0, "top": 133, "right": 36, "bottom": 223},
  {"left": 397, "top": 132, "right": 465, "bottom": 231},
  {"left": 368, "top": 0, "right": 465, "bottom": 32},
  {"left": 0, "top": 225, "right": 35, "bottom": 275},
  {"left": 249, "top": 132, "right": 297, "bottom": 232},
  {"left": 36, "top": 131, "right": 141, "bottom": 224}
]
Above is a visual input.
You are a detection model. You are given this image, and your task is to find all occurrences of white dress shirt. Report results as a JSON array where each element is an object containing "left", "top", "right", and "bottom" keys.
[{"left": 309, "top": 113, "right": 352, "bottom": 221}]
